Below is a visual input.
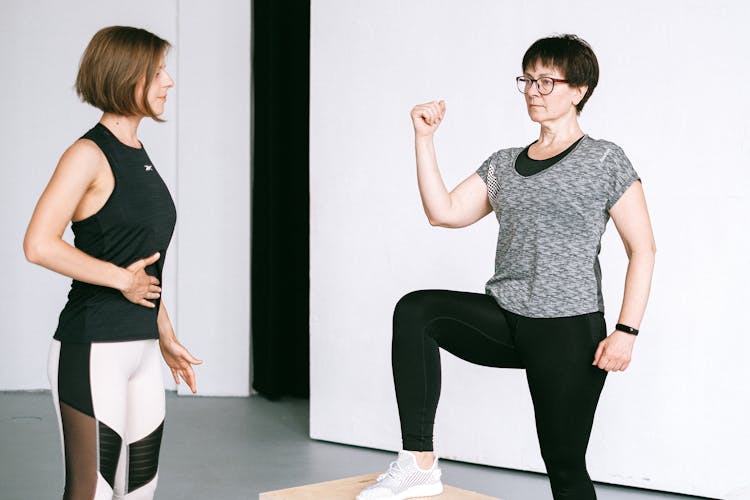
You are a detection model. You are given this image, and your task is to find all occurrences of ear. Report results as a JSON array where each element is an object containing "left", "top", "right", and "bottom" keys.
[{"left": 572, "top": 85, "right": 588, "bottom": 106}]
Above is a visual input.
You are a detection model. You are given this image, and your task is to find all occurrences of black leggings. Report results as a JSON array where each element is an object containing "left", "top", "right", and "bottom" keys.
[{"left": 392, "top": 290, "right": 608, "bottom": 500}]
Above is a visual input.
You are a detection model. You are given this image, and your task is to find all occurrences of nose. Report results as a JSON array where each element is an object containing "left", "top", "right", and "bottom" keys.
[
  {"left": 163, "top": 70, "right": 175, "bottom": 88},
  {"left": 526, "top": 81, "right": 541, "bottom": 97}
]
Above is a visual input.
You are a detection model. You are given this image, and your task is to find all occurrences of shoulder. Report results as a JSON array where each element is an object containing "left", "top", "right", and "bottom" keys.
[
  {"left": 485, "top": 145, "right": 525, "bottom": 165},
  {"left": 55, "top": 137, "right": 108, "bottom": 182},
  {"left": 477, "top": 146, "right": 523, "bottom": 182},
  {"left": 578, "top": 136, "right": 629, "bottom": 165},
  {"left": 65, "top": 137, "right": 105, "bottom": 159}
]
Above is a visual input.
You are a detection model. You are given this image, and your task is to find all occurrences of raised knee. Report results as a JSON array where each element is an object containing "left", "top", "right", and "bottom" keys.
[{"left": 393, "top": 290, "right": 434, "bottom": 322}]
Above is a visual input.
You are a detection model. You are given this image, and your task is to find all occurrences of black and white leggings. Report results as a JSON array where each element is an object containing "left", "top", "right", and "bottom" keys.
[
  {"left": 392, "top": 290, "right": 608, "bottom": 500},
  {"left": 48, "top": 339, "right": 165, "bottom": 500}
]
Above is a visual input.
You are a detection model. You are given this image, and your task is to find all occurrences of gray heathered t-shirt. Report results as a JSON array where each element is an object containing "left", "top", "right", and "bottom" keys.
[{"left": 476, "top": 135, "right": 639, "bottom": 318}]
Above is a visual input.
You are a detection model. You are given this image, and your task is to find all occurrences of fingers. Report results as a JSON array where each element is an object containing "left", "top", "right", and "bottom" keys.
[
  {"left": 411, "top": 100, "right": 446, "bottom": 128},
  {"left": 122, "top": 256, "right": 162, "bottom": 306},
  {"left": 592, "top": 341, "right": 605, "bottom": 365},
  {"left": 170, "top": 368, "right": 180, "bottom": 385},
  {"left": 178, "top": 352, "right": 200, "bottom": 392},
  {"left": 135, "top": 291, "right": 160, "bottom": 308},
  {"left": 143, "top": 252, "right": 161, "bottom": 266},
  {"left": 185, "top": 353, "right": 203, "bottom": 365},
  {"left": 595, "top": 352, "right": 631, "bottom": 372},
  {"left": 172, "top": 343, "right": 203, "bottom": 366},
  {"left": 166, "top": 345, "right": 202, "bottom": 393},
  {"left": 181, "top": 366, "right": 198, "bottom": 393},
  {"left": 601, "top": 359, "right": 628, "bottom": 372},
  {"left": 126, "top": 252, "right": 161, "bottom": 271},
  {"left": 171, "top": 365, "right": 197, "bottom": 393}
]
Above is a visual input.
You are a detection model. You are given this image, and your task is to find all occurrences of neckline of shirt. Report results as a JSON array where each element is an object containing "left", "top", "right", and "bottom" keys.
[
  {"left": 96, "top": 122, "right": 144, "bottom": 151},
  {"left": 513, "top": 135, "right": 588, "bottom": 178}
]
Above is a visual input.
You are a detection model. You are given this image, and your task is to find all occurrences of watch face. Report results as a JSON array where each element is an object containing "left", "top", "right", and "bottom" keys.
[{"left": 616, "top": 324, "right": 638, "bottom": 334}]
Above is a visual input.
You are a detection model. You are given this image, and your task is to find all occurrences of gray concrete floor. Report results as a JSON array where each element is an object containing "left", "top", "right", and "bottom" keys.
[{"left": 0, "top": 391, "right": 710, "bottom": 500}]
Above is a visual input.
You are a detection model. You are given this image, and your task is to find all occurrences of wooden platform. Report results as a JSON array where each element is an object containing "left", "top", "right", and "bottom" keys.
[{"left": 259, "top": 472, "right": 499, "bottom": 499}]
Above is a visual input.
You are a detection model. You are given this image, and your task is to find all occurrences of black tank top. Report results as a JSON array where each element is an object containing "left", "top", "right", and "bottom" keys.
[{"left": 54, "top": 123, "right": 176, "bottom": 343}]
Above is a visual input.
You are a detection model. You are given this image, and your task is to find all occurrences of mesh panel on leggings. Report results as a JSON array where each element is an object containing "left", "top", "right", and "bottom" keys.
[
  {"left": 127, "top": 421, "right": 164, "bottom": 492},
  {"left": 59, "top": 401, "right": 97, "bottom": 500},
  {"left": 98, "top": 420, "right": 122, "bottom": 488}
]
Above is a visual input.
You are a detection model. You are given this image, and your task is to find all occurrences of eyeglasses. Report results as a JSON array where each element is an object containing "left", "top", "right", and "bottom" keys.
[{"left": 516, "top": 76, "right": 568, "bottom": 95}]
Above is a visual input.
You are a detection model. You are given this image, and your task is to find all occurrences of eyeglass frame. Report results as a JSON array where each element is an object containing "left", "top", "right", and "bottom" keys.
[{"left": 516, "top": 76, "right": 569, "bottom": 95}]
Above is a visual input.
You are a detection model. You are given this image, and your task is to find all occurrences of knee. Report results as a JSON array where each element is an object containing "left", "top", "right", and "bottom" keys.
[
  {"left": 127, "top": 422, "right": 164, "bottom": 494},
  {"left": 392, "top": 291, "right": 436, "bottom": 347},
  {"left": 393, "top": 290, "right": 434, "bottom": 324},
  {"left": 543, "top": 453, "right": 590, "bottom": 495}
]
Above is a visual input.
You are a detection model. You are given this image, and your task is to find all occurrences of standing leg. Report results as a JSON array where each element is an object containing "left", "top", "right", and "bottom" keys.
[
  {"left": 121, "top": 340, "right": 165, "bottom": 500},
  {"left": 48, "top": 339, "right": 130, "bottom": 500},
  {"left": 392, "top": 290, "right": 523, "bottom": 452},
  {"left": 515, "top": 312, "right": 608, "bottom": 500}
]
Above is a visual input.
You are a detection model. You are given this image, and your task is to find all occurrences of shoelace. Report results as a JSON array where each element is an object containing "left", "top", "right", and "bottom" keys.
[{"left": 376, "top": 459, "right": 407, "bottom": 482}]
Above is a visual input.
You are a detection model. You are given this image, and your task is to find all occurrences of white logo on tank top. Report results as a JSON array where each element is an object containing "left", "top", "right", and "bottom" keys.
[{"left": 144, "top": 165, "right": 153, "bottom": 171}]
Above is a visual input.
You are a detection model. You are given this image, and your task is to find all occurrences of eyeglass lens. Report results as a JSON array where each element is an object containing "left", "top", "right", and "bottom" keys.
[{"left": 517, "top": 77, "right": 555, "bottom": 95}]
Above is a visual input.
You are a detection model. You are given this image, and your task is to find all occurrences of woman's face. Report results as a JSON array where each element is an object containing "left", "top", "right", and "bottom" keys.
[
  {"left": 523, "top": 61, "right": 586, "bottom": 125},
  {"left": 146, "top": 57, "right": 174, "bottom": 116},
  {"left": 135, "top": 56, "right": 174, "bottom": 117}
]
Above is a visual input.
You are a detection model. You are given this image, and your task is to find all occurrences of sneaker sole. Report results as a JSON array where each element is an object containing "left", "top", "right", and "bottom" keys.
[{"left": 357, "top": 482, "right": 444, "bottom": 500}]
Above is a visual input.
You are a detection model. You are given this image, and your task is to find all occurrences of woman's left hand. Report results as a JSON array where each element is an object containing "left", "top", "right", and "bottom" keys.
[
  {"left": 593, "top": 331, "right": 636, "bottom": 372},
  {"left": 159, "top": 337, "right": 203, "bottom": 393}
]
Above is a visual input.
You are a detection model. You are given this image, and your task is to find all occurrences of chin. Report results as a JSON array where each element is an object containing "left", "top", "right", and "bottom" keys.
[{"left": 527, "top": 110, "right": 545, "bottom": 123}]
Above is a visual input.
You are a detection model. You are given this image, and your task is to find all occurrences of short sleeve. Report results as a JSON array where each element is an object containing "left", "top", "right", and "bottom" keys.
[
  {"left": 605, "top": 146, "right": 640, "bottom": 211},
  {"left": 476, "top": 155, "right": 491, "bottom": 184}
]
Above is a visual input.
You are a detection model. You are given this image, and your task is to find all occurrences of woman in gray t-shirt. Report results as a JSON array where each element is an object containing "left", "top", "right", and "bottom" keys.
[{"left": 358, "top": 35, "right": 655, "bottom": 500}]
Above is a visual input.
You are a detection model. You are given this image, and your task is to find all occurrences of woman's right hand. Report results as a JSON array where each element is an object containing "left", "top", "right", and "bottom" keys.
[
  {"left": 410, "top": 100, "right": 446, "bottom": 138},
  {"left": 121, "top": 252, "right": 162, "bottom": 308}
]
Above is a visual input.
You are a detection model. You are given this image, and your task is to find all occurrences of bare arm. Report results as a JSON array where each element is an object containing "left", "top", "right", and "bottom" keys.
[
  {"left": 157, "top": 301, "right": 202, "bottom": 393},
  {"left": 411, "top": 101, "right": 492, "bottom": 228},
  {"left": 23, "top": 139, "right": 161, "bottom": 307},
  {"left": 593, "top": 181, "right": 656, "bottom": 372}
]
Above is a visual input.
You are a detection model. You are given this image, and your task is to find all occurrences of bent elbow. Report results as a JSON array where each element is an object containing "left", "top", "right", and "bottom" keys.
[
  {"left": 427, "top": 215, "right": 460, "bottom": 228},
  {"left": 23, "top": 237, "right": 46, "bottom": 265},
  {"left": 425, "top": 210, "right": 445, "bottom": 227}
]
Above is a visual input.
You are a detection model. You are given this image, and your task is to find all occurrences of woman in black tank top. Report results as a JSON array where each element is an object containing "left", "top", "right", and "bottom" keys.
[{"left": 23, "top": 26, "right": 200, "bottom": 500}]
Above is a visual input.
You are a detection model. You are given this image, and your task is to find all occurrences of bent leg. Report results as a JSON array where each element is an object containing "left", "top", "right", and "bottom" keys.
[
  {"left": 517, "top": 312, "right": 608, "bottom": 500},
  {"left": 392, "top": 290, "right": 523, "bottom": 451}
]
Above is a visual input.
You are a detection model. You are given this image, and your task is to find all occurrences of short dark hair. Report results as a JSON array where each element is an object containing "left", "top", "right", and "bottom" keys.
[
  {"left": 522, "top": 34, "right": 599, "bottom": 113},
  {"left": 76, "top": 26, "right": 171, "bottom": 121}
]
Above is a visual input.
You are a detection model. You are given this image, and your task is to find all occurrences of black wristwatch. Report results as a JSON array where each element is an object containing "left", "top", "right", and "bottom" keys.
[{"left": 615, "top": 323, "right": 639, "bottom": 336}]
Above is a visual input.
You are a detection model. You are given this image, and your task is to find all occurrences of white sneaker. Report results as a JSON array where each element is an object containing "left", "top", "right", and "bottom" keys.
[{"left": 356, "top": 451, "right": 444, "bottom": 500}]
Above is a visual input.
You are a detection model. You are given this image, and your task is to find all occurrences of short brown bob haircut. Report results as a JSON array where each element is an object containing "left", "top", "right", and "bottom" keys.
[
  {"left": 522, "top": 34, "right": 599, "bottom": 114},
  {"left": 76, "top": 26, "right": 171, "bottom": 121}
]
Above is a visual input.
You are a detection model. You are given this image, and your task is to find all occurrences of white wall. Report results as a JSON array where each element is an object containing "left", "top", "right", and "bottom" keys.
[
  {"left": 309, "top": 1, "right": 750, "bottom": 498},
  {"left": 175, "top": 1, "right": 251, "bottom": 396},
  {"left": 0, "top": 0, "right": 251, "bottom": 396}
]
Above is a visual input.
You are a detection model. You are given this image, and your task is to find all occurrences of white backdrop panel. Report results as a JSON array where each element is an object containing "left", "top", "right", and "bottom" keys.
[
  {"left": 175, "top": 0, "right": 251, "bottom": 396},
  {"left": 309, "top": 1, "right": 750, "bottom": 498}
]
